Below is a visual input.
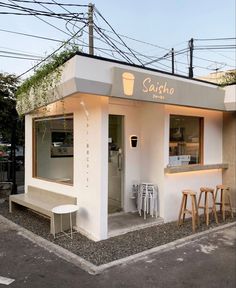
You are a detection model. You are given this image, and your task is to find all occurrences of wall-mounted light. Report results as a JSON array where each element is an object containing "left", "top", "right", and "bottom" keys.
[{"left": 130, "top": 135, "right": 138, "bottom": 148}]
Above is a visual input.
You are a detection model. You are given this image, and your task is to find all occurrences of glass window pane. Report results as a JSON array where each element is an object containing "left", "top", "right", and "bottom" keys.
[
  {"left": 169, "top": 115, "right": 202, "bottom": 166},
  {"left": 34, "top": 116, "right": 73, "bottom": 184}
]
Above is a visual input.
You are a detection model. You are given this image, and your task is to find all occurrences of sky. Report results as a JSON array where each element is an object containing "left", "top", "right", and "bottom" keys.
[{"left": 0, "top": 0, "right": 235, "bottom": 80}]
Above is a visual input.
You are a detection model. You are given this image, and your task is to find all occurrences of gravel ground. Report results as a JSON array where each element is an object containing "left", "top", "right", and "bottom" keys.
[{"left": 0, "top": 199, "right": 235, "bottom": 266}]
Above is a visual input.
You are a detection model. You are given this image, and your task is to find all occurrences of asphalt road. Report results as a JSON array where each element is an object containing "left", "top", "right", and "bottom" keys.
[{"left": 0, "top": 217, "right": 235, "bottom": 288}]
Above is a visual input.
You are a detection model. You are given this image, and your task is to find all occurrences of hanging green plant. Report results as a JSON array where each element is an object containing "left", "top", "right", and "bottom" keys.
[
  {"left": 219, "top": 70, "right": 236, "bottom": 87},
  {"left": 16, "top": 44, "right": 79, "bottom": 115}
]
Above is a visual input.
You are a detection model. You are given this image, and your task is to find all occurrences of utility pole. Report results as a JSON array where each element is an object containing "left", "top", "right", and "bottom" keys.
[
  {"left": 88, "top": 3, "right": 94, "bottom": 55},
  {"left": 171, "top": 48, "right": 174, "bottom": 74},
  {"left": 188, "top": 38, "right": 194, "bottom": 78}
]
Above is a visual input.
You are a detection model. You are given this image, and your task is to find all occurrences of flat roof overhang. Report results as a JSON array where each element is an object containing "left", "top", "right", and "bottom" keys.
[{"left": 18, "top": 53, "right": 234, "bottom": 114}]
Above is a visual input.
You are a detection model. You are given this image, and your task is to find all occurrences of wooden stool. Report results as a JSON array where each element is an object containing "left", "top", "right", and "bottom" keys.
[
  {"left": 215, "top": 185, "right": 233, "bottom": 221},
  {"left": 198, "top": 187, "right": 218, "bottom": 226},
  {"left": 178, "top": 190, "right": 199, "bottom": 232}
]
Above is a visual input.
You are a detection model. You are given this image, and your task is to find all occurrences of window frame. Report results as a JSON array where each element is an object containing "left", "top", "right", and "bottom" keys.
[
  {"left": 169, "top": 114, "right": 204, "bottom": 166},
  {"left": 32, "top": 113, "right": 74, "bottom": 185}
]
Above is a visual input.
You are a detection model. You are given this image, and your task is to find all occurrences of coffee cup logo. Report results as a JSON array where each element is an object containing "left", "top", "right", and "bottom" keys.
[{"left": 122, "top": 72, "right": 135, "bottom": 96}]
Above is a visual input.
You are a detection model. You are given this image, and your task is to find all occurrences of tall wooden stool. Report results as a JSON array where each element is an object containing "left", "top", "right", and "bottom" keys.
[
  {"left": 198, "top": 187, "right": 218, "bottom": 226},
  {"left": 215, "top": 185, "right": 233, "bottom": 221},
  {"left": 178, "top": 190, "right": 199, "bottom": 232}
]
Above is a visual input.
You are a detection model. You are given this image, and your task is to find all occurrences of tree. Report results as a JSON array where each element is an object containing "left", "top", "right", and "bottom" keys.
[
  {"left": 0, "top": 73, "right": 19, "bottom": 142},
  {"left": 0, "top": 73, "right": 24, "bottom": 193},
  {"left": 0, "top": 73, "right": 24, "bottom": 145}
]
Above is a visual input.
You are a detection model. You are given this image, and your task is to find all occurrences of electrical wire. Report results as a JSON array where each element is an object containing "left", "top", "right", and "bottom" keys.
[
  {"left": 93, "top": 23, "right": 159, "bottom": 64},
  {"left": 10, "top": 0, "right": 88, "bottom": 7},
  {"left": 17, "top": 23, "right": 87, "bottom": 79},
  {"left": 0, "top": 28, "right": 63, "bottom": 43},
  {"left": 0, "top": 54, "right": 41, "bottom": 60},
  {"left": 6, "top": 0, "right": 87, "bottom": 43},
  {"left": 0, "top": 2, "right": 85, "bottom": 20},
  {"left": 2, "top": 1, "right": 235, "bottom": 77},
  {"left": 47, "top": 0, "right": 111, "bottom": 55},
  {"left": 32, "top": 0, "right": 85, "bottom": 41},
  {"left": 48, "top": 0, "right": 188, "bottom": 71},
  {"left": 0, "top": 28, "right": 133, "bottom": 57},
  {"left": 94, "top": 25, "right": 134, "bottom": 64},
  {"left": 0, "top": 49, "right": 42, "bottom": 58},
  {"left": 99, "top": 27, "right": 170, "bottom": 52},
  {"left": 0, "top": 45, "right": 42, "bottom": 55},
  {"left": 94, "top": 7, "right": 144, "bottom": 66},
  {"left": 195, "top": 37, "right": 236, "bottom": 41},
  {"left": 48, "top": 0, "right": 136, "bottom": 63}
]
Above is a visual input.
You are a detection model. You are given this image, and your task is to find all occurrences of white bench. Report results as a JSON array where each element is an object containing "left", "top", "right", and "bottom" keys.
[{"left": 9, "top": 185, "right": 77, "bottom": 234}]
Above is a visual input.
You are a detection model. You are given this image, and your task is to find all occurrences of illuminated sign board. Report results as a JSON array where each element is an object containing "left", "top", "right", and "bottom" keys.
[{"left": 111, "top": 67, "right": 225, "bottom": 110}]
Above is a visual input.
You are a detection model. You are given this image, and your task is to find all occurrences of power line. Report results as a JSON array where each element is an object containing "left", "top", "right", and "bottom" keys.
[
  {"left": 2, "top": 1, "right": 235, "bottom": 77},
  {"left": 2, "top": 0, "right": 91, "bottom": 51},
  {"left": 0, "top": 49, "right": 42, "bottom": 58},
  {"left": 32, "top": 0, "right": 84, "bottom": 42},
  {"left": 195, "top": 37, "right": 236, "bottom": 41},
  {"left": 99, "top": 27, "right": 170, "bottom": 52},
  {"left": 206, "top": 49, "right": 236, "bottom": 62},
  {"left": 48, "top": 0, "right": 136, "bottom": 63},
  {"left": 195, "top": 45, "right": 236, "bottom": 50},
  {"left": 195, "top": 47, "right": 236, "bottom": 51},
  {"left": 93, "top": 25, "right": 134, "bottom": 64},
  {"left": 91, "top": 17, "right": 174, "bottom": 66},
  {"left": 47, "top": 0, "right": 108, "bottom": 56},
  {"left": 0, "top": 54, "right": 40, "bottom": 60},
  {"left": 0, "top": 2, "right": 86, "bottom": 20},
  {"left": 0, "top": 45, "right": 42, "bottom": 55},
  {"left": 10, "top": 0, "right": 88, "bottom": 7},
  {"left": 0, "top": 28, "right": 63, "bottom": 42},
  {"left": 43, "top": 1, "right": 196, "bottom": 73},
  {"left": 7, "top": 0, "right": 82, "bottom": 39},
  {"left": 192, "top": 54, "right": 235, "bottom": 68},
  {"left": 93, "top": 23, "right": 160, "bottom": 64},
  {"left": 17, "top": 23, "right": 86, "bottom": 79},
  {"left": 0, "top": 27, "right": 135, "bottom": 57},
  {"left": 94, "top": 7, "right": 144, "bottom": 66},
  {"left": 48, "top": 0, "right": 124, "bottom": 60}
]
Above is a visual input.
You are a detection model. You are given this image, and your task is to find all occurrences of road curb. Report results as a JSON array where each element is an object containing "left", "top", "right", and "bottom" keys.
[{"left": 0, "top": 215, "right": 235, "bottom": 275}]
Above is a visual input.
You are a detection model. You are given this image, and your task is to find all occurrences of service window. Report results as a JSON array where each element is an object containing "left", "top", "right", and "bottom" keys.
[
  {"left": 33, "top": 115, "right": 73, "bottom": 184},
  {"left": 169, "top": 115, "right": 203, "bottom": 166}
]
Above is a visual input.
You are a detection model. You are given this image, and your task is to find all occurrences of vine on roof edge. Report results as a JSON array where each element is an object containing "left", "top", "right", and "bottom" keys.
[{"left": 16, "top": 44, "right": 80, "bottom": 115}]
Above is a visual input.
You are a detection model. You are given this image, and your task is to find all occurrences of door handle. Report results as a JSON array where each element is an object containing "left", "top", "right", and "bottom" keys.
[{"left": 118, "top": 153, "right": 122, "bottom": 171}]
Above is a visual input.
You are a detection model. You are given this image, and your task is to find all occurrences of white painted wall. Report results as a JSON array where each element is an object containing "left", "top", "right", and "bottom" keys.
[
  {"left": 164, "top": 169, "right": 222, "bottom": 221},
  {"left": 163, "top": 105, "right": 223, "bottom": 221},
  {"left": 224, "top": 84, "right": 236, "bottom": 111},
  {"left": 25, "top": 94, "right": 108, "bottom": 241},
  {"left": 25, "top": 95, "right": 224, "bottom": 240},
  {"left": 76, "top": 94, "right": 108, "bottom": 241},
  {"left": 139, "top": 103, "right": 165, "bottom": 218},
  {"left": 99, "top": 100, "right": 224, "bottom": 223}
]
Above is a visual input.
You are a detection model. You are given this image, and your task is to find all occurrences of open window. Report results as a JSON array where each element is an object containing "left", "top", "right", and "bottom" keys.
[
  {"left": 169, "top": 115, "right": 203, "bottom": 166},
  {"left": 33, "top": 115, "right": 73, "bottom": 184}
]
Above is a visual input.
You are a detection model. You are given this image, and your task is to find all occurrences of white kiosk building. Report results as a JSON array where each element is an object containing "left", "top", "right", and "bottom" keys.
[{"left": 16, "top": 53, "right": 236, "bottom": 241}]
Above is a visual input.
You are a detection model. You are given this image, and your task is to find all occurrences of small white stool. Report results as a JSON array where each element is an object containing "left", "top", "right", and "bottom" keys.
[
  {"left": 51, "top": 204, "right": 79, "bottom": 239},
  {"left": 138, "top": 183, "right": 158, "bottom": 219}
]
